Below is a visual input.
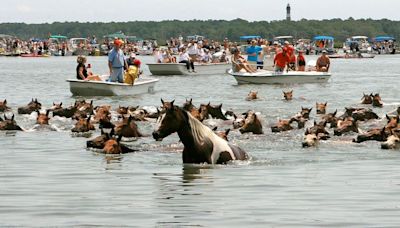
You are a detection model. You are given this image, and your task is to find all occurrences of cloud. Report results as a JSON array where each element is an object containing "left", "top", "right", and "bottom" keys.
[{"left": 16, "top": 4, "right": 32, "bottom": 13}]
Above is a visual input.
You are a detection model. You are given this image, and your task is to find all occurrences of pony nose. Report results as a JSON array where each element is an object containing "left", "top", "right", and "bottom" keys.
[{"left": 152, "top": 131, "right": 162, "bottom": 141}]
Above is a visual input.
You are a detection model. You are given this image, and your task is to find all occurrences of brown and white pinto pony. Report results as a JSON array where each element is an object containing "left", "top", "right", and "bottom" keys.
[{"left": 152, "top": 101, "right": 248, "bottom": 164}]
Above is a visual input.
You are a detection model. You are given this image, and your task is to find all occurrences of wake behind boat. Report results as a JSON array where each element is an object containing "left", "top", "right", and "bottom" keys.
[
  {"left": 147, "top": 62, "right": 230, "bottom": 75},
  {"left": 67, "top": 75, "right": 158, "bottom": 96},
  {"left": 228, "top": 69, "right": 331, "bottom": 84},
  {"left": 328, "top": 53, "right": 375, "bottom": 58}
]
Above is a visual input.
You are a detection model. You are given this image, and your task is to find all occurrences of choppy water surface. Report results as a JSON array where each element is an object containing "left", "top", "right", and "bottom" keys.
[{"left": 0, "top": 55, "right": 400, "bottom": 227}]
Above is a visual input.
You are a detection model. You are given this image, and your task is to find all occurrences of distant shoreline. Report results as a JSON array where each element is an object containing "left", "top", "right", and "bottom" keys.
[{"left": 1, "top": 18, "right": 398, "bottom": 43}]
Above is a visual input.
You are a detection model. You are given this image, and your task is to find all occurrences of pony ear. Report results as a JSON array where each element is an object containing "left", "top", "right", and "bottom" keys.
[
  {"left": 333, "top": 109, "right": 337, "bottom": 116},
  {"left": 3, "top": 114, "right": 7, "bottom": 120},
  {"left": 325, "top": 102, "right": 328, "bottom": 106},
  {"left": 225, "top": 129, "right": 231, "bottom": 135},
  {"left": 386, "top": 114, "right": 390, "bottom": 121},
  {"left": 212, "top": 126, "right": 218, "bottom": 131},
  {"left": 117, "top": 134, "right": 122, "bottom": 143},
  {"left": 35, "top": 98, "right": 38, "bottom": 102},
  {"left": 36, "top": 110, "right": 40, "bottom": 116},
  {"left": 207, "top": 102, "right": 210, "bottom": 106},
  {"left": 60, "top": 102, "right": 62, "bottom": 107},
  {"left": 314, "top": 120, "right": 317, "bottom": 126},
  {"left": 3, "top": 99, "right": 6, "bottom": 105},
  {"left": 290, "top": 90, "right": 293, "bottom": 93},
  {"left": 53, "top": 102, "right": 55, "bottom": 106},
  {"left": 190, "top": 98, "right": 193, "bottom": 103},
  {"left": 46, "top": 110, "right": 50, "bottom": 116},
  {"left": 90, "top": 100, "right": 93, "bottom": 106},
  {"left": 218, "top": 104, "right": 222, "bottom": 108},
  {"left": 161, "top": 98, "right": 165, "bottom": 105},
  {"left": 305, "top": 128, "right": 310, "bottom": 135},
  {"left": 11, "top": 114, "right": 14, "bottom": 121},
  {"left": 170, "top": 100, "right": 175, "bottom": 106}
]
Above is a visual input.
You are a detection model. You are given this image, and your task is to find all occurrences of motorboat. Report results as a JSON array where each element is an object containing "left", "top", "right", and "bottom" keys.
[
  {"left": 20, "top": 53, "right": 50, "bottom": 57},
  {"left": 147, "top": 62, "right": 230, "bottom": 75},
  {"left": 228, "top": 69, "right": 331, "bottom": 84},
  {"left": 66, "top": 75, "right": 158, "bottom": 96},
  {"left": 312, "top": 36, "right": 335, "bottom": 54}
]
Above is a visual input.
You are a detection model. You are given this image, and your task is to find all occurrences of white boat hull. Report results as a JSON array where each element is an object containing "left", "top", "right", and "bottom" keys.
[
  {"left": 147, "top": 63, "right": 230, "bottom": 75},
  {"left": 66, "top": 78, "right": 158, "bottom": 96},
  {"left": 228, "top": 69, "right": 331, "bottom": 84}
]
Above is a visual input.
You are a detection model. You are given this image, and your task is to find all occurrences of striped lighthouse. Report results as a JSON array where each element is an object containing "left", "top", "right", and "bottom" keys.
[{"left": 286, "top": 4, "right": 291, "bottom": 21}]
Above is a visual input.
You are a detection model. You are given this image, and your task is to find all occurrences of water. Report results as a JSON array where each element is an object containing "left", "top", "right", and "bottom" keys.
[{"left": 0, "top": 55, "right": 400, "bottom": 227}]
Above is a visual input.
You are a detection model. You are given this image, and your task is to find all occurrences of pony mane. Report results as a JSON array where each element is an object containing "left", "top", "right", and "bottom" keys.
[{"left": 185, "top": 109, "right": 215, "bottom": 144}]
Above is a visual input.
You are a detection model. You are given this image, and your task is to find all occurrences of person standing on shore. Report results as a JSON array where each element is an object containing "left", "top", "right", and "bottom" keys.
[{"left": 108, "top": 39, "right": 127, "bottom": 83}]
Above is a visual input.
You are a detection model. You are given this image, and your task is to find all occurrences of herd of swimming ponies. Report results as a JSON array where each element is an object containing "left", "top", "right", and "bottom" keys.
[{"left": 0, "top": 91, "right": 399, "bottom": 164}]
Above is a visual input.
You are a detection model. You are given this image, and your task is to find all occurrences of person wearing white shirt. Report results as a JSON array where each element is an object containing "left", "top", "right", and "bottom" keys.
[
  {"left": 187, "top": 40, "right": 198, "bottom": 62},
  {"left": 178, "top": 48, "right": 195, "bottom": 72}
]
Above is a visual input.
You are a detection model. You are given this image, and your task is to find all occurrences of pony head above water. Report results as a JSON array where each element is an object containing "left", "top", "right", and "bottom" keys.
[
  {"left": 372, "top": 93, "right": 383, "bottom": 107},
  {"left": 283, "top": 90, "right": 293, "bottom": 101},
  {"left": 246, "top": 91, "right": 258, "bottom": 101},
  {"left": 36, "top": 110, "right": 50, "bottom": 125},
  {"left": 0, "top": 114, "right": 22, "bottom": 131},
  {"left": 0, "top": 99, "right": 11, "bottom": 112},
  {"left": 361, "top": 93, "right": 373, "bottom": 104},
  {"left": 316, "top": 102, "right": 327, "bottom": 114}
]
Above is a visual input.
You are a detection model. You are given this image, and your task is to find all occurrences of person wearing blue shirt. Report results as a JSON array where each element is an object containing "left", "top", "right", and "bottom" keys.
[
  {"left": 246, "top": 40, "right": 262, "bottom": 70},
  {"left": 108, "top": 39, "right": 127, "bottom": 83}
]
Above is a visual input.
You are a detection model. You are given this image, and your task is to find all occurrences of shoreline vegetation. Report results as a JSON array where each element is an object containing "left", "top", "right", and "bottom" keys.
[{"left": 1, "top": 18, "right": 399, "bottom": 46}]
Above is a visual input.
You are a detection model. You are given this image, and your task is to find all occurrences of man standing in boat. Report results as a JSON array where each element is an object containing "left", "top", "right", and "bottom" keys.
[
  {"left": 108, "top": 39, "right": 127, "bottom": 83},
  {"left": 246, "top": 40, "right": 262, "bottom": 70}
]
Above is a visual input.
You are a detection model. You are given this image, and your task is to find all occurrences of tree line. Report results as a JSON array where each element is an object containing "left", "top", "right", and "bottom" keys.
[{"left": 0, "top": 18, "right": 399, "bottom": 44}]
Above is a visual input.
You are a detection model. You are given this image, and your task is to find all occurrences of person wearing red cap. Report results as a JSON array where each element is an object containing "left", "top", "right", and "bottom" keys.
[
  {"left": 273, "top": 48, "right": 290, "bottom": 72},
  {"left": 108, "top": 39, "right": 127, "bottom": 83}
]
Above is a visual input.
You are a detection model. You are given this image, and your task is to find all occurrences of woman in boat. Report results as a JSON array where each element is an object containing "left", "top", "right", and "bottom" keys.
[
  {"left": 297, "top": 50, "right": 306, "bottom": 71},
  {"left": 316, "top": 50, "right": 330, "bottom": 72},
  {"left": 76, "top": 55, "right": 101, "bottom": 81},
  {"left": 231, "top": 48, "right": 256, "bottom": 73}
]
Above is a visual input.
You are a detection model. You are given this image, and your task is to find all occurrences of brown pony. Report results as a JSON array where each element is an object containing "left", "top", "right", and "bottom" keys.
[
  {"left": 246, "top": 91, "right": 258, "bottom": 101},
  {"left": 153, "top": 101, "right": 248, "bottom": 164},
  {"left": 361, "top": 93, "right": 373, "bottom": 104},
  {"left": 302, "top": 128, "right": 319, "bottom": 147},
  {"left": 300, "top": 107, "right": 313, "bottom": 119},
  {"left": 385, "top": 115, "right": 400, "bottom": 131},
  {"left": 48, "top": 102, "right": 63, "bottom": 111},
  {"left": 36, "top": 110, "right": 50, "bottom": 125},
  {"left": 205, "top": 102, "right": 228, "bottom": 120},
  {"left": 351, "top": 108, "right": 379, "bottom": 121},
  {"left": 76, "top": 100, "right": 94, "bottom": 115},
  {"left": 316, "top": 102, "right": 327, "bottom": 114},
  {"left": 372, "top": 93, "right": 383, "bottom": 107},
  {"left": 18, "top": 98, "right": 42, "bottom": 114},
  {"left": 271, "top": 119, "right": 294, "bottom": 133},
  {"left": 53, "top": 103, "right": 78, "bottom": 118},
  {"left": 103, "top": 135, "right": 123, "bottom": 154},
  {"left": 0, "top": 99, "right": 11, "bottom": 112},
  {"left": 114, "top": 115, "right": 143, "bottom": 138},
  {"left": 183, "top": 98, "right": 202, "bottom": 121},
  {"left": 353, "top": 127, "right": 388, "bottom": 143},
  {"left": 239, "top": 111, "right": 263, "bottom": 134},
  {"left": 0, "top": 114, "right": 22, "bottom": 131},
  {"left": 283, "top": 90, "right": 293, "bottom": 101},
  {"left": 321, "top": 110, "right": 338, "bottom": 128},
  {"left": 71, "top": 116, "right": 95, "bottom": 133},
  {"left": 334, "top": 117, "right": 359, "bottom": 136}
]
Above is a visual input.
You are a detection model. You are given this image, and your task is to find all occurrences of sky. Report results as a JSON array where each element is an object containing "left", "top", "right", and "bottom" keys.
[{"left": 0, "top": 0, "right": 399, "bottom": 23}]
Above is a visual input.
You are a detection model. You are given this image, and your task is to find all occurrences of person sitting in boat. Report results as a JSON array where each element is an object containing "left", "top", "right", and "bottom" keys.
[
  {"left": 76, "top": 55, "right": 101, "bottom": 81},
  {"left": 108, "top": 39, "right": 127, "bottom": 83},
  {"left": 231, "top": 48, "right": 256, "bottom": 73},
  {"left": 124, "top": 59, "right": 141, "bottom": 85},
  {"left": 316, "top": 50, "right": 330, "bottom": 72},
  {"left": 273, "top": 48, "right": 290, "bottom": 72},
  {"left": 178, "top": 47, "right": 195, "bottom": 72},
  {"left": 297, "top": 50, "right": 306, "bottom": 71},
  {"left": 126, "top": 52, "right": 136, "bottom": 66},
  {"left": 200, "top": 49, "right": 212, "bottom": 63},
  {"left": 219, "top": 51, "right": 229, "bottom": 63}
]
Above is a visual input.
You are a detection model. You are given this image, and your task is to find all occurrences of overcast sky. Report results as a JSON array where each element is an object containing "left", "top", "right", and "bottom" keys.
[{"left": 0, "top": 0, "right": 399, "bottom": 23}]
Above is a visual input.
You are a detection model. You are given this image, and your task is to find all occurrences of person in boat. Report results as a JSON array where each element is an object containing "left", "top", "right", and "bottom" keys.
[
  {"left": 246, "top": 40, "right": 262, "bottom": 70},
  {"left": 284, "top": 41, "right": 296, "bottom": 71},
  {"left": 76, "top": 55, "right": 101, "bottom": 81},
  {"left": 273, "top": 48, "right": 290, "bottom": 72},
  {"left": 187, "top": 39, "right": 199, "bottom": 62},
  {"left": 178, "top": 47, "right": 195, "bottom": 72},
  {"left": 200, "top": 49, "right": 212, "bottom": 63},
  {"left": 126, "top": 52, "right": 136, "bottom": 66},
  {"left": 297, "top": 50, "right": 306, "bottom": 71},
  {"left": 124, "top": 59, "right": 141, "bottom": 85},
  {"left": 108, "top": 39, "right": 127, "bottom": 83},
  {"left": 316, "top": 50, "right": 330, "bottom": 72},
  {"left": 231, "top": 48, "right": 256, "bottom": 73}
]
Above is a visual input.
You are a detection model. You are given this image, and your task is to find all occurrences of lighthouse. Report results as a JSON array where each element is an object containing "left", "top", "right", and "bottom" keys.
[{"left": 286, "top": 4, "right": 291, "bottom": 21}]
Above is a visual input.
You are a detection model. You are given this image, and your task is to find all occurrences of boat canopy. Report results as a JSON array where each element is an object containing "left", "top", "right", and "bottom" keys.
[
  {"left": 351, "top": 36, "right": 368, "bottom": 40},
  {"left": 274, "top": 36, "right": 293, "bottom": 40},
  {"left": 313, "top": 36, "right": 334, "bottom": 41},
  {"left": 50, "top": 35, "right": 68, "bottom": 39},
  {"left": 104, "top": 31, "right": 127, "bottom": 39},
  {"left": 240, "top": 35, "right": 261, "bottom": 40},
  {"left": 373, "top": 36, "right": 395, "bottom": 42}
]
